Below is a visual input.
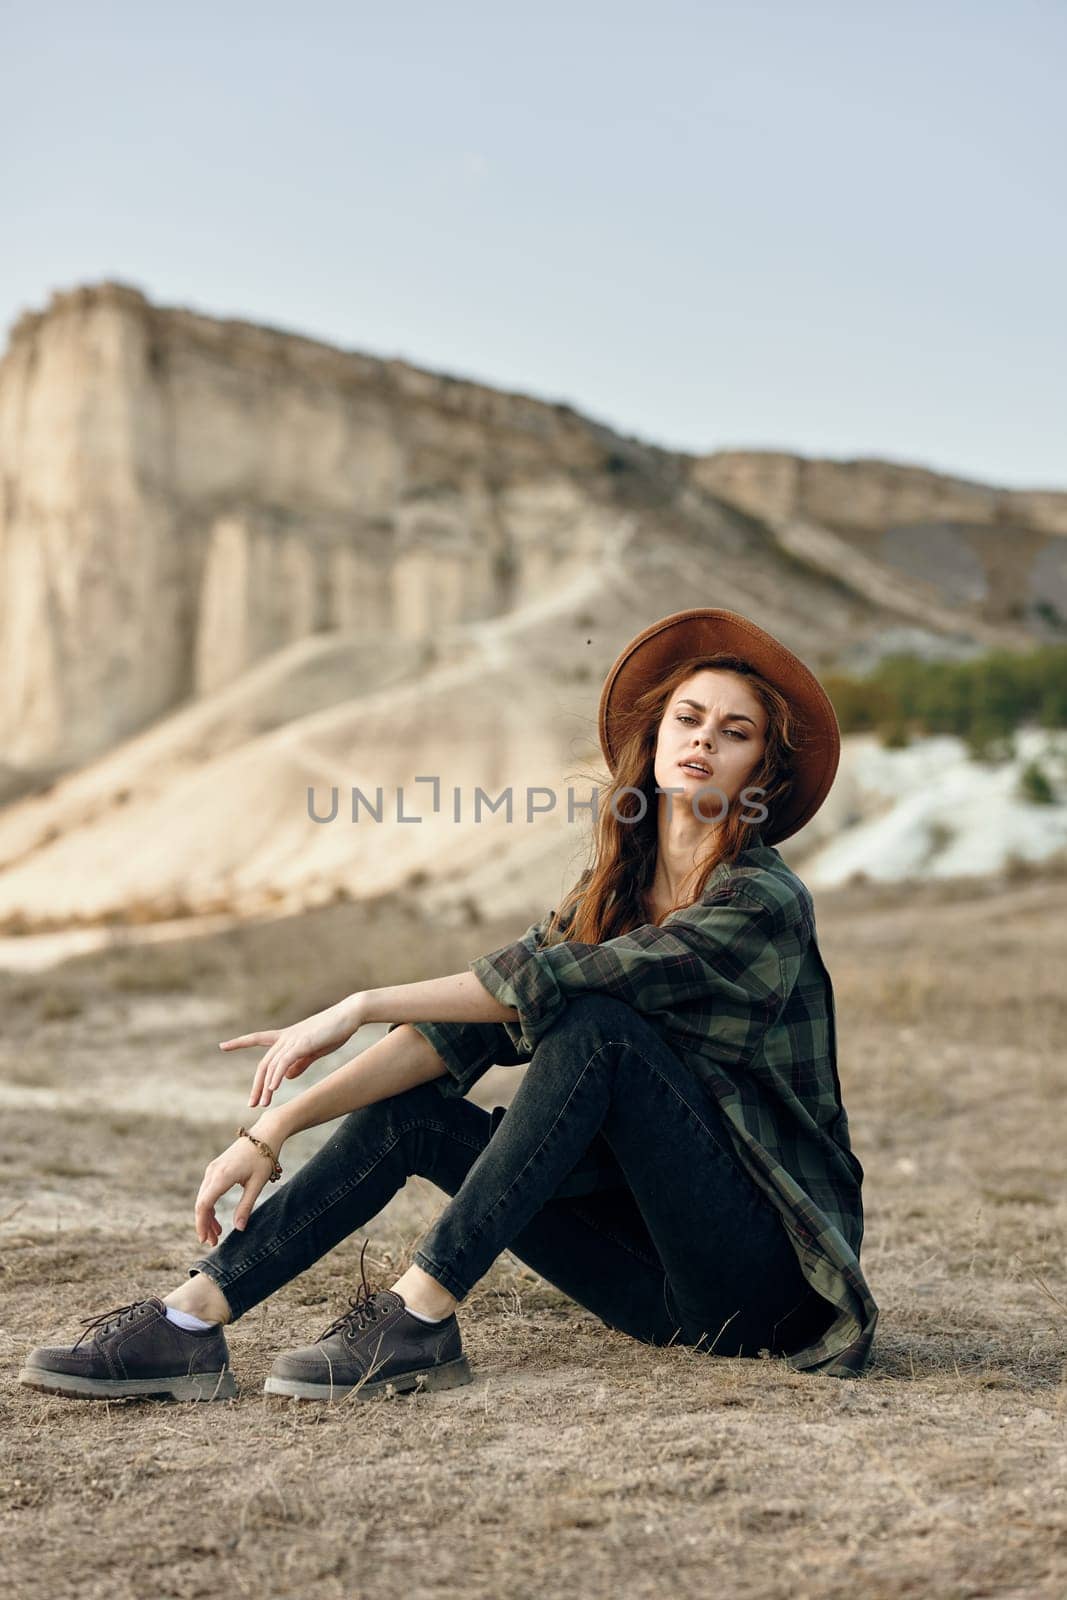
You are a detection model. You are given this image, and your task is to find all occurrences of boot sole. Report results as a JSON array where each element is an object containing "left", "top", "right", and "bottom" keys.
[
  {"left": 263, "top": 1354, "right": 473, "bottom": 1402},
  {"left": 18, "top": 1365, "right": 238, "bottom": 1402}
]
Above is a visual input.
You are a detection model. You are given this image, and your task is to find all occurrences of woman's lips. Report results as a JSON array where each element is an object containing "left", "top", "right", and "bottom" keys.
[{"left": 677, "top": 762, "right": 712, "bottom": 778}]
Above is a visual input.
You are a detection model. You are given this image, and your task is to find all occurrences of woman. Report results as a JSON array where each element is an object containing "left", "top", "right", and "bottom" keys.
[{"left": 20, "top": 608, "right": 879, "bottom": 1402}]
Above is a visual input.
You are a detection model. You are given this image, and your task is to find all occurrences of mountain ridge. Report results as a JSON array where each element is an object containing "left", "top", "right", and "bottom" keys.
[{"left": 1, "top": 279, "right": 1063, "bottom": 929}]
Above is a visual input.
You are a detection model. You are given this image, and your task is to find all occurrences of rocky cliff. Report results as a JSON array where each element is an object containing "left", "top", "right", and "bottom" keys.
[
  {"left": 0, "top": 280, "right": 1064, "bottom": 930},
  {"left": 4, "top": 280, "right": 1064, "bottom": 791},
  {"left": 0, "top": 281, "right": 629, "bottom": 782}
]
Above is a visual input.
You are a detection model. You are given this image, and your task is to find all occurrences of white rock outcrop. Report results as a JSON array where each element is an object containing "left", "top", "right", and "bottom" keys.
[{"left": 1, "top": 279, "right": 1064, "bottom": 933}]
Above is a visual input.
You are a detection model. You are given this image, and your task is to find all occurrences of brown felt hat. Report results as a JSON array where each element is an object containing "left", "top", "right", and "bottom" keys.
[{"left": 597, "top": 608, "right": 840, "bottom": 846}]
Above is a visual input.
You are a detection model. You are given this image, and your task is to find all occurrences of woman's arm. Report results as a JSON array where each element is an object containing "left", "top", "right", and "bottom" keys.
[
  {"left": 254, "top": 1015, "right": 455, "bottom": 1145},
  {"left": 264, "top": 966, "right": 521, "bottom": 1135},
  {"left": 197, "top": 1019, "right": 466, "bottom": 1245},
  {"left": 239, "top": 970, "right": 521, "bottom": 1109},
  {"left": 353, "top": 969, "right": 518, "bottom": 1028},
  {"left": 242, "top": 897, "right": 570, "bottom": 1107}
]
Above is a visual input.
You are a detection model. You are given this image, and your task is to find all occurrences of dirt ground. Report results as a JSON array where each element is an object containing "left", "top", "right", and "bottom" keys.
[{"left": 2, "top": 868, "right": 1065, "bottom": 1600}]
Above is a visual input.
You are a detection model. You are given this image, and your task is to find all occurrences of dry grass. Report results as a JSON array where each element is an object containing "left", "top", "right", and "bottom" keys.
[{"left": 1, "top": 876, "right": 1065, "bottom": 1599}]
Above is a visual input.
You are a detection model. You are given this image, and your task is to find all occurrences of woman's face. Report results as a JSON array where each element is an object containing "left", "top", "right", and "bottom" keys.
[{"left": 653, "top": 669, "right": 768, "bottom": 821}]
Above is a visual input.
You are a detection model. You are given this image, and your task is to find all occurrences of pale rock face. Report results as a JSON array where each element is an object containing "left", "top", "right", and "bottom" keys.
[
  {"left": 691, "top": 449, "right": 1067, "bottom": 650},
  {"left": 195, "top": 514, "right": 330, "bottom": 694},
  {"left": 0, "top": 283, "right": 618, "bottom": 774},
  {"left": 0, "top": 290, "right": 188, "bottom": 769},
  {"left": 4, "top": 280, "right": 1064, "bottom": 784},
  {"left": 691, "top": 449, "right": 1067, "bottom": 541},
  {"left": 1, "top": 279, "right": 1064, "bottom": 931}
]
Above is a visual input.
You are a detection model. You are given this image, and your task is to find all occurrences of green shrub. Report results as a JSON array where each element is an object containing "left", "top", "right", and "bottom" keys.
[
  {"left": 826, "top": 644, "right": 1067, "bottom": 749},
  {"left": 966, "top": 723, "right": 1016, "bottom": 765},
  {"left": 1018, "top": 760, "right": 1056, "bottom": 805},
  {"left": 880, "top": 720, "right": 911, "bottom": 750}
]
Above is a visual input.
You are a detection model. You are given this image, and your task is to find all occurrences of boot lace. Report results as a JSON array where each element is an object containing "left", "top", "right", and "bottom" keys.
[
  {"left": 316, "top": 1239, "right": 388, "bottom": 1341},
  {"left": 72, "top": 1299, "right": 154, "bottom": 1351}
]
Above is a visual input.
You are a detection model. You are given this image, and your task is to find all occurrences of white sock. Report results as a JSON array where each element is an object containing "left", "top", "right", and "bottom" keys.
[
  {"left": 164, "top": 1305, "right": 218, "bottom": 1331},
  {"left": 401, "top": 1302, "right": 448, "bottom": 1324}
]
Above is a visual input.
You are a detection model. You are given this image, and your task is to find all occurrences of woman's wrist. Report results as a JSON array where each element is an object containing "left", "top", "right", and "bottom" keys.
[
  {"left": 341, "top": 990, "right": 368, "bottom": 1030},
  {"left": 247, "top": 1107, "right": 292, "bottom": 1154}
]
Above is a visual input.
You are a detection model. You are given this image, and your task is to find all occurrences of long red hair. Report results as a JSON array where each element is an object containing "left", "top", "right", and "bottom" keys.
[{"left": 548, "top": 653, "right": 799, "bottom": 944}]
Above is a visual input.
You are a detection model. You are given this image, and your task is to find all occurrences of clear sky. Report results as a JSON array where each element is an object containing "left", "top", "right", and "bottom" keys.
[{"left": 3, "top": 0, "right": 1064, "bottom": 490}]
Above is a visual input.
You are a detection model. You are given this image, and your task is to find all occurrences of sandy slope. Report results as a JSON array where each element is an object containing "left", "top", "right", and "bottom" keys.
[{"left": 0, "top": 560, "right": 645, "bottom": 928}]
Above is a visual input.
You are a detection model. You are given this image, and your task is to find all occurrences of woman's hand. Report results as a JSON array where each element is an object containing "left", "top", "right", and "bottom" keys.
[
  {"left": 195, "top": 1120, "right": 287, "bottom": 1247},
  {"left": 219, "top": 996, "right": 366, "bottom": 1109}
]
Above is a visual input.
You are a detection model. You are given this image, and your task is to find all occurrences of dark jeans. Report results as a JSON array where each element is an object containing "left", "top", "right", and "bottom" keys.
[{"left": 190, "top": 995, "right": 832, "bottom": 1357}]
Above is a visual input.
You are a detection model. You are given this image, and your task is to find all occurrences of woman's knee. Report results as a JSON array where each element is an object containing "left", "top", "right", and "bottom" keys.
[
  {"left": 532, "top": 996, "right": 674, "bottom": 1091},
  {"left": 328, "top": 1078, "right": 454, "bottom": 1153},
  {"left": 552, "top": 993, "right": 640, "bottom": 1031},
  {"left": 537, "top": 994, "right": 654, "bottom": 1058},
  {"left": 331, "top": 1078, "right": 484, "bottom": 1179}
]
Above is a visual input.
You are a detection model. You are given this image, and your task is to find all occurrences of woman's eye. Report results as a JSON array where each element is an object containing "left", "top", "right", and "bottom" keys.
[{"left": 676, "top": 714, "right": 746, "bottom": 741}]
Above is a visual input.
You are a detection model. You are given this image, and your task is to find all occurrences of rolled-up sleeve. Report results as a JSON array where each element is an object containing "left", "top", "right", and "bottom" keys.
[{"left": 469, "top": 883, "right": 811, "bottom": 1068}]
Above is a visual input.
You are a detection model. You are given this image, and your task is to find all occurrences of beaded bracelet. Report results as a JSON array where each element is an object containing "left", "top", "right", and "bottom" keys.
[{"left": 237, "top": 1126, "right": 283, "bottom": 1182}]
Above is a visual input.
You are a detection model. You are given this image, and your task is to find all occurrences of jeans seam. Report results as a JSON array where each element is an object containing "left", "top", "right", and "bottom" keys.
[
  {"left": 203, "top": 1116, "right": 487, "bottom": 1291},
  {"left": 491, "top": 1096, "right": 662, "bottom": 1271},
  {"left": 563, "top": 1197, "right": 663, "bottom": 1271},
  {"left": 427, "top": 1023, "right": 741, "bottom": 1332},
  {"left": 651, "top": 1066, "right": 788, "bottom": 1240},
  {"left": 633, "top": 1052, "right": 806, "bottom": 1344},
  {"left": 443, "top": 1039, "right": 623, "bottom": 1272},
  {"left": 633, "top": 1052, "right": 748, "bottom": 1169},
  {"left": 601, "top": 1042, "right": 764, "bottom": 1333}
]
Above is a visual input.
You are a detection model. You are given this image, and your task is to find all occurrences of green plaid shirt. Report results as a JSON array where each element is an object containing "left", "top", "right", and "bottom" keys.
[{"left": 398, "top": 831, "right": 879, "bottom": 1380}]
